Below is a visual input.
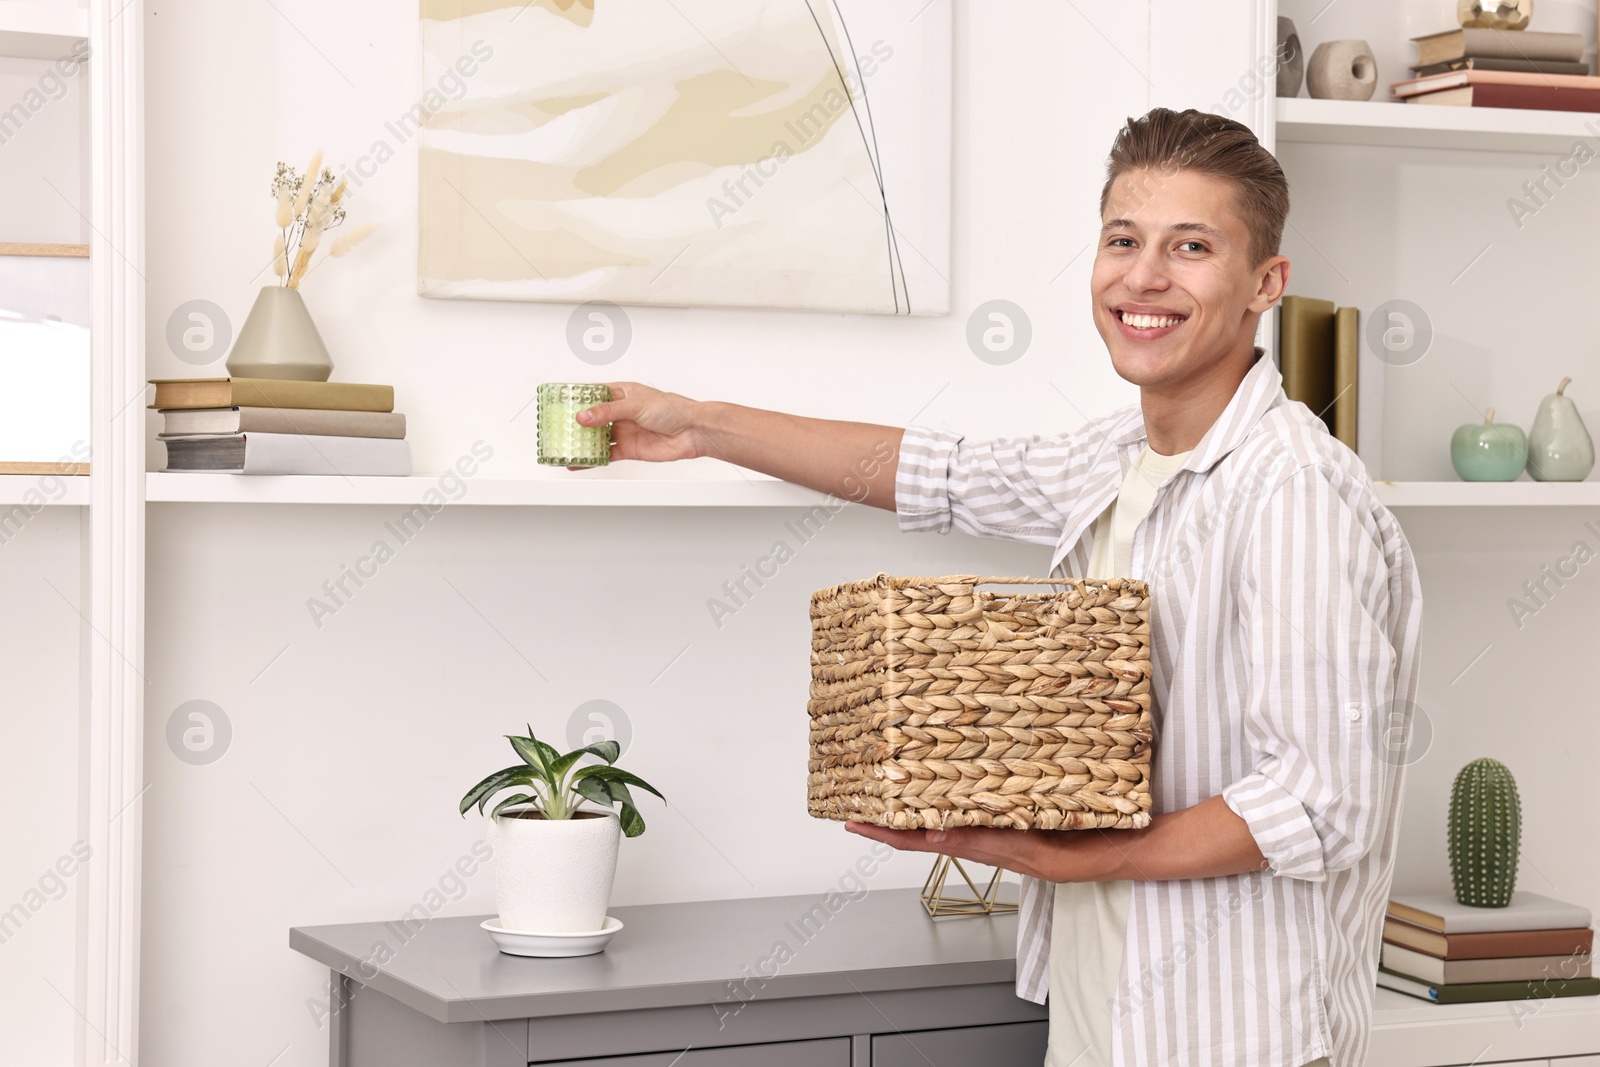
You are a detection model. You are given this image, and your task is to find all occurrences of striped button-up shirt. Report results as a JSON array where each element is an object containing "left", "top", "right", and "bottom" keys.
[{"left": 894, "top": 350, "right": 1423, "bottom": 1067}]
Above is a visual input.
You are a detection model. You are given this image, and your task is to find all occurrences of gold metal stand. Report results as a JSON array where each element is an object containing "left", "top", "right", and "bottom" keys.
[{"left": 919, "top": 856, "right": 1018, "bottom": 917}]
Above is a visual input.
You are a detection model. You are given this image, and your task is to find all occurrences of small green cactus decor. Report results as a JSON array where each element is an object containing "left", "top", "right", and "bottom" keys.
[{"left": 1447, "top": 757, "right": 1522, "bottom": 907}]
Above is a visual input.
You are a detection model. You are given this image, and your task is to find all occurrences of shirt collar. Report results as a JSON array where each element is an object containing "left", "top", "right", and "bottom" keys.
[{"left": 1109, "top": 346, "right": 1279, "bottom": 474}]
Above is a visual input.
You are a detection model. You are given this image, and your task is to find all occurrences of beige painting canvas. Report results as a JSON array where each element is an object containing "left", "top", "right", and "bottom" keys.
[{"left": 418, "top": 0, "right": 950, "bottom": 314}]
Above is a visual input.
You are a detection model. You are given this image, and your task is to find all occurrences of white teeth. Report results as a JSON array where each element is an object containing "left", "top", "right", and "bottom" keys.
[{"left": 1123, "top": 312, "right": 1183, "bottom": 330}]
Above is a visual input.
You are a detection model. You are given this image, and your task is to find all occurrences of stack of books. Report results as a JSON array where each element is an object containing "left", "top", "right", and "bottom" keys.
[
  {"left": 1276, "top": 295, "right": 1357, "bottom": 452},
  {"left": 1395, "top": 28, "right": 1599, "bottom": 111},
  {"left": 151, "top": 376, "right": 412, "bottom": 476},
  {"left": 1378, "top": 890, "right": 1600, "bottom": 1005}
]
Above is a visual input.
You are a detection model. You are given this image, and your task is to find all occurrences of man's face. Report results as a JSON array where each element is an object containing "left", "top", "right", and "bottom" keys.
[{"left": 1091, "top": 166, "right": 1281, "bottom": 393}]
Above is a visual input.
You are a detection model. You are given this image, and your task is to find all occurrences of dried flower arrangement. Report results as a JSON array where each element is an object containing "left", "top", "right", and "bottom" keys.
[{"left": 270, "top": 151, "right": 378, "bottom": 289}]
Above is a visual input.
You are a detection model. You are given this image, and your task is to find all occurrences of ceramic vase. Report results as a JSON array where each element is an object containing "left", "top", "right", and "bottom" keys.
[
  {"left": 1276, "top": 18, "right": 1304, "bottom": 98},
  {"left": 488, "top": 810, "right": 620, "bottom": 933},
  {"left": 224, "top": 285, "right": 334, "bottom": 382},
  {"left": 1307, "top": 40, "right": 1378, "bottom": 102},
  {"left": 1457, "top": 0, "right": 1533, "bottom": 31}
]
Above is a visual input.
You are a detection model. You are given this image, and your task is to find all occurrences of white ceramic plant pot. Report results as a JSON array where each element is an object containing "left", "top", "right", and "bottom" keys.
[{"left": 488, "top": 810, "right": 621, "bottom": 933}]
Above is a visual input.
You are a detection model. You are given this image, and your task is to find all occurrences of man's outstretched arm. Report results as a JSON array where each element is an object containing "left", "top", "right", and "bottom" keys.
[{"left": 572, "top": 381, "right": 905, "bottom": 511}]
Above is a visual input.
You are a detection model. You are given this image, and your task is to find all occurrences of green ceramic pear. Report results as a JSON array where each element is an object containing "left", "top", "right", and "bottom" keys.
[{"left": 1526, "top": 377, "right": 1595, "bottom": 482}]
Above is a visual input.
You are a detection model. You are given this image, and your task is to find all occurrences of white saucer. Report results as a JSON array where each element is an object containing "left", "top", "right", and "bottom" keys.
[{"left": 481, "top": 915, "right": 624, "bottom": 957}]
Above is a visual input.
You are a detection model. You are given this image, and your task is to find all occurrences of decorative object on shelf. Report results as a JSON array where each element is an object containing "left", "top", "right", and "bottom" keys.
[
  {"left": 1526, "top": 377, "right": 1595, "bottom": 481},
  {"left": 920, "top": 857, "right": 1017, "bottom": 918},
  {"left": 809, "top": 574, "right": 1153, "bottom": 831},
  {"left": 459, "top": 725, "right": 663, "bottom": 947},
  {"left": 1448, "top": 757, "right": 1521, "bottom": 908},
  {"left": 1276, "top": 17, "right": 1304, "bottom": 97},
  {"left": 0, "top": 243, "right": 91, "bottom": 474},
  {"left": 1307, "top": 40, "right": 1378, "bottom": 101},
  {"left": 1450, "top": 408, "right": 1527, "bottom": 481},
  {"left": 418, "top": 0, "right": 952, "bottom": 315},
  {"left": 1457, "top": 0, "right": 1533, "bottom": 31},
  {"left": 226, "top": 152, "right": 378, "bottom": 382},
  {"left": 538, "top": 383, "right": 613, "bottom": 467},
  {"left": 225, "top": 286, "right": 334, "bottom": 382}
]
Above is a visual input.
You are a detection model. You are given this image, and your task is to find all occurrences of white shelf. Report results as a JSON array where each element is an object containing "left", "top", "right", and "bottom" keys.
[
  {"left": 1367, "top": 986, "right": 1600, "bottom": 1067},
  {"left": 1376, "top": 481, "right": 1600, "bottom": 508},
  {"left": 0, "top": 1, "right": 87, "bottom": 60},
  {"left": 144, "top": 472, "right": 840, "bottom": 507},
  {"left": 141, "top": 474, "right": 1598, "bottom": 509},
  {"left": 0, "top": 473, "right": 88, "bottom": 505},
  {"left": 1276, "top": 96, "right": 1600, "bottom": 154}
]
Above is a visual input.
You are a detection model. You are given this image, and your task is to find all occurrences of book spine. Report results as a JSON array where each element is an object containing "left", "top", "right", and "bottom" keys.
[
  {"left": 1467, "top": 82, "right": 1600, "bottom": 113},
  {"left": 1333, "top": 307, "right": 1358, "bottom": 451},
  {"left": 1458, "top": 30, "right": 1585, "bottom": 63}
]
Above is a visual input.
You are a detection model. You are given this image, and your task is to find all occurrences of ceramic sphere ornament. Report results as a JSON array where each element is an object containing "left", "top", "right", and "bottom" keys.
[
  {"left": 1276, "top": 17, "right": 1304, "bottom": 97},
  {"left": 1307, "top": 40, "right": 1378, "bottom": 102},
  {"left": 1457, "top": 0, "right": 1533, "bottom": 31}
]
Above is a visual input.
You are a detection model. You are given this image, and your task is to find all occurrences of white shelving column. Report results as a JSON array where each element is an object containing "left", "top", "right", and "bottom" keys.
[{"left": 81, "top": 0, "right": 144, "bottom": 1064}]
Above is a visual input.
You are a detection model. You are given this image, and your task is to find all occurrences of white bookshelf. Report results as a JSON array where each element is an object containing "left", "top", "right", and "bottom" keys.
[
  {"left": 1277, "top": 97, "right": 1600, "bottom": 154},
  {"left": 136, "top": 475, "right": 1600, "bottom": 509},
  {"left": 0, "top": 0, "right": 86, "bottom": 60},
  {"left": 1375, "top": 481, "right": 1600, "bottom": 508},
  {"left": 1368, "top": 987, "right": 1600, "bottom": 1067},
  {"left": 143, "top": 472, "right": 835, "bottom": 507},
  {"left": 0, "top": 473, "right": 90, "bottom": 505}
]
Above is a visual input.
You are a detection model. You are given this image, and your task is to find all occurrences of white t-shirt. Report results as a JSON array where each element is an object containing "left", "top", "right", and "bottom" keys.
[{"left": 1044, "top": 444, "right": 1190, "bottom": 1067}]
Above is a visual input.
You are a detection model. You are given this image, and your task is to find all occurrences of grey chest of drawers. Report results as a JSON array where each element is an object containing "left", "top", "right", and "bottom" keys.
[{"left": 289, "top": 887, "right": 1050, "bottom": 1067}]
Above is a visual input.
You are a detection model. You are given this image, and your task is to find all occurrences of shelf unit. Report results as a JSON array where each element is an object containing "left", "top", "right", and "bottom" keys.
[
  {"left": 1277, "top": 96, "right": 1600, "bottom": 154},
  {"left": 0, "top": 473, "right": 91, "bottom": 506},
  {"left": 132, "top": 474, "right": 1600, "bottom": 509},
  {"left": 143, "top": 472, "right": 834, "bottom": 506},
  {"left": 0, "top": 1, "right": 87, "bottom": 60}
]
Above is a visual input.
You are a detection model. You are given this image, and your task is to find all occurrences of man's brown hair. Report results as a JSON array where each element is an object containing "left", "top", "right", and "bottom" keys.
[{"left": 1099, "top": 107, "right": 1289, "bottom": 269}]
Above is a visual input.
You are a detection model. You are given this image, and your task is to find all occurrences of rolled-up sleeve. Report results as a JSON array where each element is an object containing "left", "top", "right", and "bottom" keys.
[
  {"left": 894, "top": 425, "right": 1097, "bottom": 546},
  {"left": 1221, "top": 464, "right": 1407, "bottom": 883}
]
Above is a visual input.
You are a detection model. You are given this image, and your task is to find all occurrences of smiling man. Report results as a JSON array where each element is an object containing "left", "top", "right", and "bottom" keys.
[{"left": 574, "top": 108, "right": 1423, "bottom": 1067}]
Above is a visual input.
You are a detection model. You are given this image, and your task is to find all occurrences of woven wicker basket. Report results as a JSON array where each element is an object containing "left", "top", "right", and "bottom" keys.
[{"left": 808, "top": 574, "right": 1153, "bottom": 831}]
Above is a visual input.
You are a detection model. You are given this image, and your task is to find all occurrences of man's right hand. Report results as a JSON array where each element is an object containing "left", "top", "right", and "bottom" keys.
[{"left": 573, "top": 382, "right": 704, "bottom": 465}]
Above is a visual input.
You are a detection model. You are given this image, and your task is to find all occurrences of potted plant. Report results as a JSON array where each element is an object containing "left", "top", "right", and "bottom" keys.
[{"left": 459, "top": 725, "right": 664, "bottom": 934}]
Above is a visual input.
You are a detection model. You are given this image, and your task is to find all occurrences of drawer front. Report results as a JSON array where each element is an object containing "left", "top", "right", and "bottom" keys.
[
  {"left": 872, "top": 1021, "right": 1048, "bottom": 1067},
  {"left": 534, "top": 1037, "right": 850, "bottom": 1067}
]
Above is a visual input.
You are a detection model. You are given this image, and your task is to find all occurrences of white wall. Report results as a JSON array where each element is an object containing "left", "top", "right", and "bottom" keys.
[
  {"left": 138, "top": 3, "right": 1177, "bottom": 1064},
  {"left": 132, "top": 3, "right": 1598, "bottom": 1066}
]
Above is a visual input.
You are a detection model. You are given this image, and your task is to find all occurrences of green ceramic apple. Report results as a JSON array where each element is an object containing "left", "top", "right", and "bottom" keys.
[
  {"left": 1526, "top": 377, "right": 1595, "bottom": 482},
  {"left": 1451, "top": 407, "right": 1527, "bottom": 482}
]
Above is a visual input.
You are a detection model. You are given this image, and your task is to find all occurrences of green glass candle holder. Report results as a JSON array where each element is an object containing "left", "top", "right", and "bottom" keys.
[{"left": 537, "top": 383, "right": 611, "bottom": 467}]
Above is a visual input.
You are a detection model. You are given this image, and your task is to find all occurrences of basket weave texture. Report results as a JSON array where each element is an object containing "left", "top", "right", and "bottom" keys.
[{"left": 808, "top": 574, "right": 1153, "bottom": 831}]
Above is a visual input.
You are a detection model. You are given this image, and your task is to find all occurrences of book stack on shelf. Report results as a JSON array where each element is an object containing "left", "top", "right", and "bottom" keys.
[
  {"left": 1378, "top": 890, "right": 1600, "bottom": 1005},
  {"left": 1277, "top": 295, "right": 1357, "bottom": 452},
  {"left": 1394, "top": 27, "right": 1599, "bottom": 111},
  {"left": 151, "top": 376, "right": 412, "bottom": 476}
]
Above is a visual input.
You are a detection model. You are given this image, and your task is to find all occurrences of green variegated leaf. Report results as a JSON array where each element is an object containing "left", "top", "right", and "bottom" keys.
[
  {"left": 508, "top": 734, "right": 553, "bottom": 779},
  {"left": 571, "top": 765, "right": 665, "bottom": 801},
  {"left": 573, "top": 776, "right": 613, "bottom": 810},
  {"left": 490, "top": 793, "right": 538, "bottom": 820},
  {"left": 459, "top": 765, "right": 532, "bottom": 817},
  {"left": 618, "top": 804, "right": 645, "bottom": 838},
  {"left": 551, "top": 742, "right": 623, "bottom": 783}
]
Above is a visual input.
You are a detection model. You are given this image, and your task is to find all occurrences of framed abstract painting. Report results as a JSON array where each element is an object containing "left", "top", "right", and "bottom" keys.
[{"left": 417, "top": 0, "right": 951, "bottom": 315}]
